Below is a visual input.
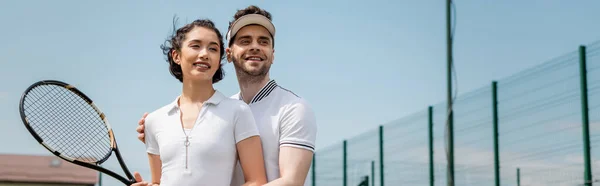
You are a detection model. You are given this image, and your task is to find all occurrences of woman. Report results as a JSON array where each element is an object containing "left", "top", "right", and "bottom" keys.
[{"left": 134, "top": 18, "right": 267, "bottom": 186}]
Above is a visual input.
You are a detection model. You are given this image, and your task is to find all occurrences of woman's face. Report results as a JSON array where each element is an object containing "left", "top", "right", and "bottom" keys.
[{"left": 173, "top": 26, "right": 222, "bottom": 83}]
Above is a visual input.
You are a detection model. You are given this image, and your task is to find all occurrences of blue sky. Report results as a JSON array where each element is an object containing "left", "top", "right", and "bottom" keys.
[{"left": 1, "top": 0, "right": 599, "bottom": 186}]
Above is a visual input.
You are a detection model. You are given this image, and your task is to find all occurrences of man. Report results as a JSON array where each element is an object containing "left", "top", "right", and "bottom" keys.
[{"left": 135, "top": 5, "right": 317, "bottom": 186}]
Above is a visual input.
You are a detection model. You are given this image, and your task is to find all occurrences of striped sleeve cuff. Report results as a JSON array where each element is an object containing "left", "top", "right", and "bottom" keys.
[{"left": 280, "top": 140, "right": 315, "bottom": 152}]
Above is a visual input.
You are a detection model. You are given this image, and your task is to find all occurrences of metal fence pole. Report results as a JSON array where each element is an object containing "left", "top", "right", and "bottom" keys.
[
  {"left": 379, "top": 125, "right": 384, "bottom": 186},
  {"left": 517, "top": 168, "right": 520, "bottom": 186},
  {"left": 98, "top": 165, "right": 103, "bottom": 186},
  {"left": 312, "top": 153, "right": 316, "bottom": 186},
  {"left": 343, "top": 140, "right": 347, "bottom": 186},
  {"left": 429, "top": 106, "right": 434, "bottom": 186},
  {"left": 579, "top": 45, "right": 592, "bottom": 186},
  {"left": 446, "top": 0, "right": 455, "bottom": 186},
  {"left": 492, "top": 81, "right": 500, "bottom": 186},
  {"left": 371, "top": 161, "right": 375, "bottom": 186}
]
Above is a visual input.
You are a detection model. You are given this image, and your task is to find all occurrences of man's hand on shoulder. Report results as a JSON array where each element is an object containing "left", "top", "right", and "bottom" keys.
[{"left": 136, "top": 112, "right": 148, "bottom": 144}]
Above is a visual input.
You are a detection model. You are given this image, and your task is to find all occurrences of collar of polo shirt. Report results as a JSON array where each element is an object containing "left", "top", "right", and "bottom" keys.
[
  {"left": 167, "top": 90, "right": 226, "bottom": 115},
  {"left": 239, "top": 80, "right": 278, "bottom": 104}
]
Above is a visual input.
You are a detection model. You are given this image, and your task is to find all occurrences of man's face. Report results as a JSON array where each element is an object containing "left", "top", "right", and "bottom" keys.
[{"left": 228, "top": 25, "right": 274, "bottom": 77}]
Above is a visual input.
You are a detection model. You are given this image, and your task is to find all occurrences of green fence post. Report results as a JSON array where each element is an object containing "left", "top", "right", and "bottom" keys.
[
  {"left": 312, "top": 153, "right": 316, "bottom": 186},
  {"left": 517, "top": 168, "right": 520, "bottom": 186},
  {"left": 579, "top": 45, "right": 592, "bottom": 186},
  {"left": 379, "top": 125, "right": 384, "bottom": 186},
  {"left": 446, "top": 0, "right": 455, "bottom": 185},
  {"left": 428, "top": 106, "right": 434, "bottom": 186},
  {"left": 371, "top": 161, "right": 375, "bottom": 186},
  {"left": 98, "top": 165, "right": 102, "bottom": 186},
  {"left": 492, "top": 81, "right": 500, "bottom": 186},
  {"left": 343, "top": 140, "right": 347, "bottom": 186}
]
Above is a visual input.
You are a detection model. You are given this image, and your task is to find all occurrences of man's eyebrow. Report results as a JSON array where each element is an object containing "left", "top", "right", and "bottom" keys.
[
  {"left": 258, "top": 36, "right": 271, "bottom": 41},
  {"left": 237, "top": 35, "right": 252, "bottom": 40},
  {"left": 237, "top": 35, "right": 272, "bottom": 40}
]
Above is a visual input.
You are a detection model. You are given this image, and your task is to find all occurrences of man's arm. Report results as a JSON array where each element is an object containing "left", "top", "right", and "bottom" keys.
[
  {"left": 263, "top": 147, "right": 313, "bottom": 186},
  {"left": 265, "top": 100, "right": 317, "bottom": 186}
]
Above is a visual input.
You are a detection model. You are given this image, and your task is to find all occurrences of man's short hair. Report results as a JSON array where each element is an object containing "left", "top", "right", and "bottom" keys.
[{"left": 227, "top": 5, "right": 275, "bottom": 47}]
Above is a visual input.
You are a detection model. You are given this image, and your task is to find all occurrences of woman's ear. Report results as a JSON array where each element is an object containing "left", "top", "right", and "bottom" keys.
[{"left": 171, "top": 49, "right": 180, "bottom": 64}]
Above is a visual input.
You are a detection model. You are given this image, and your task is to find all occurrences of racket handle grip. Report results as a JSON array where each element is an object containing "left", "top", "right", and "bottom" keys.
[{"left": 128, "top": 178, "right": 138, "bottom": 186}]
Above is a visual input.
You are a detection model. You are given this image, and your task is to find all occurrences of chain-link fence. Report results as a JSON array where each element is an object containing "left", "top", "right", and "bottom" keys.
[{"left": 308, "top": 40, "right": 600, "bottom": 186}]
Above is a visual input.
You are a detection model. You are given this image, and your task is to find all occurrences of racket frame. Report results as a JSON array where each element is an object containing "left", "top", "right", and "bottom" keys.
[{"left": 19, "top": 80, "right": 136, "bottom": 185}]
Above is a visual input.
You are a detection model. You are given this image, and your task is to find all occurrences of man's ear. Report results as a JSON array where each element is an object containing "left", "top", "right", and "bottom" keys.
[
  {"left": 225, "top": 48, "right": 232, "bottom": 63},
  {"left": 171, "top": 50, "right": 180, "bottom": 64},
  {"left": 271, "top": 49, "right": 275, "bottom": 64}
]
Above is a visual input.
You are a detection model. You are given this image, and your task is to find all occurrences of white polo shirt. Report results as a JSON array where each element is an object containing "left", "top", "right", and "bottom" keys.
[
  {"left": 230, "top": 80, "right": 317, "bottom": 186},
  {"left": 144, "top": 90, "right": 260, "bottom": 186}
]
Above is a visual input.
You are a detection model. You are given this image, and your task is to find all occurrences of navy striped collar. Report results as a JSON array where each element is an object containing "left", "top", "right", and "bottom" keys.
[{"left": 239, "top": 79, "right": 277, "bottom": 104}]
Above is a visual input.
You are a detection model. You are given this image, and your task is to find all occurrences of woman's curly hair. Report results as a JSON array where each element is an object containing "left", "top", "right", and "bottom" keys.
[{"left": 160, "top": 17, "right": 225, "bottom": 83}]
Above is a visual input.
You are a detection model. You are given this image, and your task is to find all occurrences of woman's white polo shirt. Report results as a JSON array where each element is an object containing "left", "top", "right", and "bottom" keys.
[{"left": 144, "top": 90, "right": 260, "bottom": 185}]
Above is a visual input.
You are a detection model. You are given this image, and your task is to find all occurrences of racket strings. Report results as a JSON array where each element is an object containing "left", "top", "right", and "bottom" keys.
[
  {"left": 35, "top": 85, "right": 111, "bottom": 160},
  {"left": 26, "top": 86, "right": 105, "bottom": 158},
  {"left": 31, "top": 87, "right": 85, "bottom": 143},
  {"left": 30, "top": 86, "right": 90, "bottom": 147},
  {"left": 27, "top": 85, "right": 110, "bottom": 161},
  {"left": 23, "top": 84, "right": 112, "bottom": 163},
  {"left": 28, "top": 88, "right": 77, "bottom": 145}
]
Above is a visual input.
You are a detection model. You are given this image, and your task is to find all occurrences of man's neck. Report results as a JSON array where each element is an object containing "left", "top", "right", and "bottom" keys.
[{"left": 238, "top": 75, "right": 270, "bottom": 104}]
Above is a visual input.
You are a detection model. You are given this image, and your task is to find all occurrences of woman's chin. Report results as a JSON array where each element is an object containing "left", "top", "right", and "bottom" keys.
[{"left": 186, "top": 75, "right": 212, "bottom": 83}]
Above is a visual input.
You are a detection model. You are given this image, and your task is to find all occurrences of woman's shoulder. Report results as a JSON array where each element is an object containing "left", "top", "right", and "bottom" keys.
[{"left": 145, "top": 98, "right": 179, "bottom": 125}]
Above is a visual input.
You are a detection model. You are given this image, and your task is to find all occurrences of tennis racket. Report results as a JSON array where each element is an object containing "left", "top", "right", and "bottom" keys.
[{"left": 18, "top": 80, "right": 137, "bottom": 185}]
